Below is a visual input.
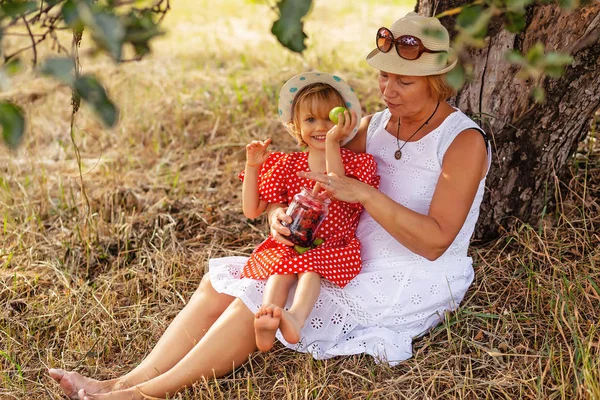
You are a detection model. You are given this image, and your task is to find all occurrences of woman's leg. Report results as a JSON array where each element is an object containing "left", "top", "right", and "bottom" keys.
[
  {"left": 50, "top": 275, "right": 235, "bottom": 397},
  {"left": 279, "top": 271, "right": 320, "bottom": 344},
  {"left": 254, "top": 274, "right": 296, "bottom": 351},
  {"left": 80, "top": 298, "right": 257, "bottom": 400}
]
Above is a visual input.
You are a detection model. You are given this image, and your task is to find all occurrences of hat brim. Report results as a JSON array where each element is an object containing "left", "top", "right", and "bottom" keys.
[
  {"left": 366, "top": 47, "right": 457, "bottom": 76},
  {"left": 278, "top": 72, "right": 362, "bottom": 145}
]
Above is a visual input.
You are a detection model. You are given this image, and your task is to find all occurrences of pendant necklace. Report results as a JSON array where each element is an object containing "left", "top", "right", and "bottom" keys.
[{"left": 394, "top": 101, "right": 440, "bottom": 160}]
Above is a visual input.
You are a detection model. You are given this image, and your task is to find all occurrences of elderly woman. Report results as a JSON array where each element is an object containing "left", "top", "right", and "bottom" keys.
[{"left": 50, "top": 12, "right": 490, "bottom": 400}]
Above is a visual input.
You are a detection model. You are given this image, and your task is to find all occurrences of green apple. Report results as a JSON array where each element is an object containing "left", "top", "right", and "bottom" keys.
[
  {"left": 313, "top": 237, "right": 325, "bottom": 246},
  {"left": 329, "top": 106, "right": 347, "bottom": 124}
]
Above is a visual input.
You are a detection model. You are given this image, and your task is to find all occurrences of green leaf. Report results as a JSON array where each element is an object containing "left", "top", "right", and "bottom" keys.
[
  {"left": 559, "top": 0, "right": 577, "bottom": 9},
  {"left": 543, "top": 51, "right": 572, "bottom": 78},
  {"left": 544, "top": 51, "right": 573, "bottom": 66},
  {"left": 39, "top": 57, "right": 75, "bottom": 84},
  {"left": 74, "top": 75, "right": 119, "bottom": 127},
  {"left": 0, "top": 101, "right": 25, "bottom": 149},
  {"left": 505, "top": 49, "right": 526, "bottom": 65},
  {"left": 5, "top": 58, "right": 22, "bottom": 75},
  {"left": 294, "top": 245, "right": 310, "bottom": 254},
  {"left": 0, "top": 0, "right": 37, "bottom": 18},
  {"left": 445, "top": 63, "right": 465, "bottom": 90},
  {"left": 456, "top": 4, "right": 481, "bottom": 28},
  {"left": 422, "top": 26, "right": 446, "bottom": 40},
  {"left": 91, "top": 11, "right": 125, "bottom": 61},
  {"left": 544, "top": 65, "right": 565, "bottom": 78},
  {"left": 122, "top": 9, "right": 164, "bottom": 58},
  {"left": 504, "top": 11, "right": 526, "bottom": 33},
  {"left": 532, "top": 86, "right": 545, "bottom": 103},
  {"left": 312, "top": 237, "right": 324, "bottom": 246},
  {"left": 505, "top": 0, "right": 533, "bottom": 12},
  {"left": 271, "top": 0, "right": 312, "bottom": 54},
  {"left": 526, "top": 42, "right": 545, "bottom": 64},
  {"left": 61, "top": 0, "right": 83, "bottom": 30},
  {"left": 457, "top": 5, "right": 491, "bottom": 39}
]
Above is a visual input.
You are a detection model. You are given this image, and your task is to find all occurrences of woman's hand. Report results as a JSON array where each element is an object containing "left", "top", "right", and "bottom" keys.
[
  {"left": 297, "top": 171, "right": 374, "bottom": 204},
  {"left": 266, "top": 203, "right": 294, "bottom": 246},
  {"left": 246, "top": 138, "right": 272, "bottom": 168},
  {"left": 326, "top": 109, "right": 357, "bottom": 144}
]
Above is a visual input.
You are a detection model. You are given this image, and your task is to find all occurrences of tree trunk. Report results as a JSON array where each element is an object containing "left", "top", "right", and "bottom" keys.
[{"left": 415, "top": 1, "right": 600, "bottom": 240}]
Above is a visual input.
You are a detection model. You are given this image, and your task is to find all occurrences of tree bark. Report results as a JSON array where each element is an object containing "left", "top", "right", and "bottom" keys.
[{"left": 415, "top": 1, "right": 600, "bottom": 240}]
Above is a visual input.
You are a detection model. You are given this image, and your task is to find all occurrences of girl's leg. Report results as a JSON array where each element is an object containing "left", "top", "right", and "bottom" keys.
[
  {"left": 279, "top": 271, "right": 320, "bottom": 344},
  {"left": 254, "top": 273, "right": 296, "bottom": 351},
  {"left": 80, "top": 298, "right": 257, "bottom": 400},
  {"left": 50, "top": 275, "right": 235, "bottom": 398}
]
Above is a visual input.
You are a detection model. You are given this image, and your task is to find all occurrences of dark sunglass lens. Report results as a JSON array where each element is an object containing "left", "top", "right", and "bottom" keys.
[
  {"left": 376, "top": 28, "right": 393, "bottom": 52},
  {"left": 397, "top": 36, "right": 421, "bottom": 60}
]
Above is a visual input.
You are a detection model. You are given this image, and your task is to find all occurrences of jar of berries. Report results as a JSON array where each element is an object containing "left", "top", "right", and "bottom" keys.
[{"left": 282, "top": 187, "right": 330, "bottom": 248}]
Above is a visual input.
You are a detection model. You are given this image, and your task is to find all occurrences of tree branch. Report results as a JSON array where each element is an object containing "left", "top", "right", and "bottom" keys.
[{"left": 22, "top": 16, "right": 37, "bottom": 66}]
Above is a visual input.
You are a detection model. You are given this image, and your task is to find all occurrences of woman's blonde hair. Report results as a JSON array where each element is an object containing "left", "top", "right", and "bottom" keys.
[
  {"left": 285, "top": 83, "right": 345, "bottom": 146},
  {"left": 425, "top": 74, "right": 456, "bottom": 102}
]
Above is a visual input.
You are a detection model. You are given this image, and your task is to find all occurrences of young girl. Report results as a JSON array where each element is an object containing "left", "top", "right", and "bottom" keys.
[{"left": 239, "top": 72, "right": 379, "bottom": 351}]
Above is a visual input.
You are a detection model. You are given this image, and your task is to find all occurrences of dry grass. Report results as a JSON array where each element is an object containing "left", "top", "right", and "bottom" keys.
[{"left": 1, "top": 0, "right": 599, "bottom": 399}]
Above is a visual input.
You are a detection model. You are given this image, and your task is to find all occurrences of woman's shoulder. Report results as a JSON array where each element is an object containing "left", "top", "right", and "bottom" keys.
[
  {"left": 439, "top": 108, "right": 483, "bottom": 133},
  {"left": 438, "top": 109, "right": 490, "bottom": 176},
  {"left": 368, "top": 109, "right": 391, "bottom": 128}
]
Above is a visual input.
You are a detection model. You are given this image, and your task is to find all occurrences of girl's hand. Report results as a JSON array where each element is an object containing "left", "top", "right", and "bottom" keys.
[
  {"left": 297, "top": 171, "right": 374, "bottom": 204},
  {"left": 267, "top": 204, "right": 294, "bottom": 246},
  {"left": 326, "top": 109, "right": 357, "bottom": 144},
  {"left": 246, "top": 138, "right": 272, "bottom": 168}
]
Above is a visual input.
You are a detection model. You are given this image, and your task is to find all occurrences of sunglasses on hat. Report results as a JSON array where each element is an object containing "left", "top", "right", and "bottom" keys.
[{"left": 376, "top": 27, "right": 446, "bottom": 61}]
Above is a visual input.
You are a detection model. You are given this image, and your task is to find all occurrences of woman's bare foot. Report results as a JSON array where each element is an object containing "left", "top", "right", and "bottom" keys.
[
  {"left": 279, "top": 308, "right": 303, "bottom": 344},
  {"left": 79, "top": 387, "right": 142, "bottom": 400},
  {"left": 48, "top": 369, "right": 116, "bottom": 399},
  {"left": 254, "top": 304, "right": 281, "bottom": 351}
]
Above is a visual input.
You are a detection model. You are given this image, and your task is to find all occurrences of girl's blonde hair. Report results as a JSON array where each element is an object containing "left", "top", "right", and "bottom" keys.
[
  {"left": 285, "top": 83, "right": 345, "bottom": 146},
  {"left": 425, "top": 73, "right": 456, "bottom": 102}
]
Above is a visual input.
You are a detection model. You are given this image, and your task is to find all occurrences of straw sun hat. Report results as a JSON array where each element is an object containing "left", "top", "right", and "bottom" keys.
[
  {"left": 366, "top": 12, "right": 457, "bottom": 76},
  {"left": 278, "top": 72, "right": 362, "bottom": 144}
]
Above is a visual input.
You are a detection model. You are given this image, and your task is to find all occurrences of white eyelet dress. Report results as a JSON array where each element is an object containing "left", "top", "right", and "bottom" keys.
[{"left": 209, "top": 108, "right": 491, "bottom": 366}]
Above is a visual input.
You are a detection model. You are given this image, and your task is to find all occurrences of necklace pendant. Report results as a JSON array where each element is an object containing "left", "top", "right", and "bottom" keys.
[{"left": 394, "top": 149, "right": 402, "bottom": 160}]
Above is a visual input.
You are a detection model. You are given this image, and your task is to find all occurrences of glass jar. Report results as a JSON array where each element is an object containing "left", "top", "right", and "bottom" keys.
[{"left": 282, "top": 187, "right": 330, "bottom": 248}]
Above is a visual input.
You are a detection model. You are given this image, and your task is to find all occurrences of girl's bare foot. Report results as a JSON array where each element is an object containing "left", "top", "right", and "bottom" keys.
[
  {"left": 48, "top": 369, "right": 116, "bottom": 399},
  {"left": 79, "top": 387, "right": 142, "bottom": 400},
  {"left": 254, "top": 304, "right": 281, "bottom": 351},
  {"left": 279, "top": 308, "right": 302, "bottom": 344}
]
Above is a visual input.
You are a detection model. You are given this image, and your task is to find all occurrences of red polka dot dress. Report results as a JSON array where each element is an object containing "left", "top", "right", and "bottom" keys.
[{"left": 239, "top": 148, "right": 379, "bottom": 288}]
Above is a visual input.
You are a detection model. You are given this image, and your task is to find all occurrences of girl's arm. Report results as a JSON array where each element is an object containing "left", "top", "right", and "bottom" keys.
[
  {"left": 299, "top": 129, "right": 488, "bottom": 261},
  {"left": 342, "top": 114, "right": 372, "bottom": 154},
  {"left": 266, "top": 203, "right": 294, "bottom": 246},
  {"left": 242, "top": 139, "right": 271, "bottom": 219},
  {"left": 326, "top": 109, "right": 359, "bottom": 175}
]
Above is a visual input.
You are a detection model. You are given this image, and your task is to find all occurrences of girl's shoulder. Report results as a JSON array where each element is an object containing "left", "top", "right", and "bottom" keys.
[
  {"left": 262, "top": 150, "right": 307, "bottom": 172},
  {"left": 341, "top": 147, "right": 376, "bottom": 164}
]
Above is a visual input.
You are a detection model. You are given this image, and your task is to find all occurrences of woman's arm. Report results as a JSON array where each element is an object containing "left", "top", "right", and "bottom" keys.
[{"left": 300, "top": 129, "right": 488, "bottom": 260}]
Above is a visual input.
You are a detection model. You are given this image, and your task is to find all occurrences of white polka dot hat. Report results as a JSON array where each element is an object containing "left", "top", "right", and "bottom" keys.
[{"left": 278, "top": 71, "right": 362, "bottom": 144}]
